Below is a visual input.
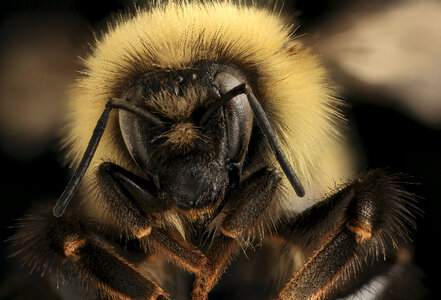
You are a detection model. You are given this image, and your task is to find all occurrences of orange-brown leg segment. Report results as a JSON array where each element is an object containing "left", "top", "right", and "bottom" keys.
[
  {"left": 145, "top": 227, "right": 207, "bottom": 274},
  {"left": 278, "top": 227, "right": 357, "bottom": 300},
  {"left": 192, "top": 235, "right": 240, "bottom": 300},
  {"left": 276, "top": 170, "right": 416, "bottom": 300},
  {"left": 75, "top": 236, "right": 168, "bottom": 300},
  {"left": 192, "top": 167, "right": 281, "bottom": 299}
]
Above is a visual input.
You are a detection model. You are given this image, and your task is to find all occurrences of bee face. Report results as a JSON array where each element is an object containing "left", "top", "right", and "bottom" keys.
[{"left": 118, "top": 62, "right": 253, "bottom": 210}]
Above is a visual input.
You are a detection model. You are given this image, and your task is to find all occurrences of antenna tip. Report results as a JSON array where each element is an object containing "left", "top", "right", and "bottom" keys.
[
  {"left": 296, "top": 186, "right": 305, "bottom": 197},
  {"left": 53, "top": 201, "right": 66, "bottom": 217},
  {"left": 53, "top": 195, "right": 69, "bottom": 217}
]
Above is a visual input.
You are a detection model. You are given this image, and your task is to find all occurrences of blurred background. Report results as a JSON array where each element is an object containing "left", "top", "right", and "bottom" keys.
[{"left": 0, "top": 0, "right": 440, "bottom": 299}]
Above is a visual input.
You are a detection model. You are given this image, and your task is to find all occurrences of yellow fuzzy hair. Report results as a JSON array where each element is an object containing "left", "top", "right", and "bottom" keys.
[{"left": 63, "top": 0, "right": 355, "bottom": 221}]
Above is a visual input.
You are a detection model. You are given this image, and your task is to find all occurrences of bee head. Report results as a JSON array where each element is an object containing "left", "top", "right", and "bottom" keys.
[
  {"left": 53, "top": 61, "right": 303, "bottom": 217},
  {"left": 119, "top": 62, "right": 253, "bottom": 210}
]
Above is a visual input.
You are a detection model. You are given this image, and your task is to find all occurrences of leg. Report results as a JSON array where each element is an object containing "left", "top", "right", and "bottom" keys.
[
  {"left": 96, "top": 162, "right": 166, "bottom": 238},
  {"left": 192, "top": 166, "right": 281, "bottom": 299},
  {"left": 220, "top": 167, "right": 282, "bottom": 239},
  {"left": 192, "top": 235, "right": 241, "bottom": 300},
  {"left": 11, "top": 204, "right": 168, "bottom": 300},
  {"left": 275, "top": 169, "right": 417, "bottom": 300},
  {"left": 97, "top": 162, "right": 206, "bottom": 274}
]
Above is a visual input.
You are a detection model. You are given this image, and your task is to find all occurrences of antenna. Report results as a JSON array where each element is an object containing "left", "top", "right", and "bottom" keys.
[
  {"left": 53, "top": 99, "right": 164, "bottom": 217},
  {"left": 244, "top": 84, "right": 305, "bottom": 197}
]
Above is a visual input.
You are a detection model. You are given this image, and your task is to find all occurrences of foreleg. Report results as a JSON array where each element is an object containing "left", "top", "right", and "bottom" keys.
[{"left": 96, "top": 162, "right": 206, "bottom": 273}]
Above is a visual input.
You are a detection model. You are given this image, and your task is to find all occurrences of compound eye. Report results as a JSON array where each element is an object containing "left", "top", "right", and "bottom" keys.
[
  {"left": 215, "top": 72, "right": 253, "bottom": 163},
  {"left": 119, "top": 84, "right": 157, "bottom": 173}
]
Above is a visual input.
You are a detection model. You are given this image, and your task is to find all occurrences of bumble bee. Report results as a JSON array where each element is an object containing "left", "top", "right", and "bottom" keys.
[{"left": 12, "top": 1, "right": 417, "bottom": 299}]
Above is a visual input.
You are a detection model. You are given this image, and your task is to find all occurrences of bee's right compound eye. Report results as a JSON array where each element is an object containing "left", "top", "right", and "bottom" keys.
[{"left": 119, "top": 84, "right": 163, "bottom": 175}]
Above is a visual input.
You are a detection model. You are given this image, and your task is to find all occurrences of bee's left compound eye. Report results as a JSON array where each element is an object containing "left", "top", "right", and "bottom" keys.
[{"left": 215, "top": 72, "right": 253, "bottom": 164}]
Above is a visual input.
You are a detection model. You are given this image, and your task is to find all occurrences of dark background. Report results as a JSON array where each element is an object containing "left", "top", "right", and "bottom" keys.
[{"left": 0, "top": 0, "right": 439, "bottom": 299}]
